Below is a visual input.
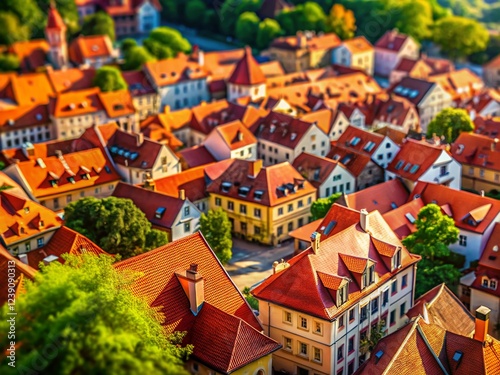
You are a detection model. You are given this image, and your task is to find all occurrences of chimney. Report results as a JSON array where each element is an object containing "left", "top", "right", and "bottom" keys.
[
  {"left": 144, "top": 178, "right": 156, "bottom": 191},
  {"left": 248, "top": 159, "right": 263, "bottom": 178},
  {"left": 198, "top": 50, "right": 204, "bottom": 66},
  {"left": 492, "top": 138, "right": 499, "bottom": 151},
  {"left": 18, "top": 254, "right": 28, "bottom": 265},
  {"left": 311, "top": 232, "right": 321, "bottom": 254},
  {"left": 136, "top": 132, "right": 144, "bottom": 146},
  {"left": 481, "top": 190, "right": 485, "bottom": 197},
  {"left": 360, "top": 208, "right": 369, "bottom": 232},
  {"left": 186, "top": 264, "right": 204, "bottom": 315},
  {"left": 473, "top": 306, "right": 491, "bottom": 344},
  {"left": 178, "top": 189, "right": 186, "bottom": 200},
  {"left": 297, "top": 31, "right": 306, "bottom": 48},
  {"left": 272, "top": 259, "right": 290, "bottom": 274}
]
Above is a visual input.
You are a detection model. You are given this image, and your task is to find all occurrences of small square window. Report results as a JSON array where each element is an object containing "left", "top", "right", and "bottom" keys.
[
  {"left": 402, "top": 274, "right": 408, "bottom": 289},
  {"left": 349, "top": 308, "right": 355, "bottom": 321},
  {"left": 313, "top": 347, "right": 322, "bottom": 363},
  {"left": 284, "top": 337, "right": 292, "bottom": 351},
  {"left": 299, "top": 316, "right": 308, "bottom": 330},
  {"left": 339, "top": 314, "right": 345, "bottom": 329},
  {"left": 314, "top": 321, "right": 322, "bottom": 335},
  {"left": 299, "top": 342, "right": 308, "bottom": 356},
  {"left": 337, "top": 344, "right": 344, "bottom": 361},
  {"left": 284, "top": 311, "right": 292, "bottom": 324}
]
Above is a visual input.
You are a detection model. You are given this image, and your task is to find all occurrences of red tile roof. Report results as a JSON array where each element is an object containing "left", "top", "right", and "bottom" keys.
[
  {"left": 316, "top": 204, "right": 364, "bottom": 240},
  {"left": 289, "top": 218, "right": 323, "bottom": 242},
  {"left": 69, "top": 35, "right": 114, "bottom": 65},
  {"left": 211, "top": 120, "right": 257, "bottom": 151},
  {"left": 292, "top": 152, "right": 347, "bottom": 189},
  {"left": 382, "top": 197, "right": 424, "bottom": 239},
  {"left": 270, "top": 32, "right": 341, "bottom": 52},
  {"left": 473, "top": 114, "right": 500, "bottom": 139},
  {"left": 470, "top": 224, "right": 500, "bottom": 298},
  {"left": 0, "top": 245, "right": 36, "bottom": 305},
  {"left": 153, "top": 165, "right": 210, "bottom": 203},
  {"left": 374, "top": 126, "right": 408, "bottom": 145},
  {"left": 0, "top": 190, "right": 62, "bottom": 247},
  {"left": 114, "top": 232, "right": 279, "bottom": 373},
  {"left": 253, "top": 207, "right": 420, "bottom": 320},
  {"left": 343, "top": 179, "right": 409, "bottom": 214},
  {"left": 122, "top": 70, "right": 156, "bottom": 96},
  {"left": 451, "top": 132, "right": 500, "bottom": 172},
  {"left": 337, "top": 125, "right": 385, "bottom": 156},
  {"left": 46, "top": 67, "right": 96, "bottom": 93},
  {"left": 228, "top": 47, "right": 266, "bottom": 85},
  {"left": 387, "top": 76, "right": 437, "bottom": 106},
  {"left": 0, "top": 103, "right": 49, "bottom": 132},
  {"left": 375, "top": 30, "right": 412, "bottom": 52},
  {"left": 206, "top": 159, "right": 316, "bottom": 207},
  {"left": 145, "top": 54, "right": 208, "bottom": 87},
  {"left": 25, "top": 226, "right": 108, "bottom": 270},
  {"left": 47, "top": 3, "right": 66, "bottom": 30},
  {"left": 179, "top": 145, "right": 216, "bottom": 169},
  {"left": 327, "top": 145, "right": 373, "bottom": 177},
  {"left": 98, "top": 89, "right": 135, "bottom": 118},
  {"left": 9, "top": 40, "right": 49, "bottom": 72},
  {"left": 112, "top": 182, "right": 186, "bottom": 229},
  {"left": 386, "top": 139, "right": 447, "bottom": 181}
]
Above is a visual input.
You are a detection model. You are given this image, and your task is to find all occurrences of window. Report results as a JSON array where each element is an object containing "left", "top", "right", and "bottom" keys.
[
  {"left": 371, "top": 298, "right": 378, "bottom": 314},
  {"left": 184, "top": 222, "right": 191, "bottom": 233},
  {"left": 393, "top": 248, "right": 401, "bottom": 270},
  {"left": 400, "top": 302, "right": 406, "bottom": 318},
  {"left": 383, "top": 289, "right": 389, "bottom": 306},
  {"left": 215, "top": 197, "right": 221, "bottom": 206},
  {"left": 440, "top": 165, "right": 448, "bottom": 176},
  {"left": 491, "top": 280, "right": 497, "bottom": 290},
  {"left": 298, "top": 200, "right": 303, "bottom": 208},
  {"left": 480, "top": 169, "right": 485, "bottom": 178},
  {"left": 299, "top": 342, "right": 308, "bottom": 356},
  {"left": 288, "top": 222, "right": 293, "bottom": 232},
  {"left": 390, "top": 310, "right": 396, "bottom": 326},
  {"left": 313, "top": 347, "right": 322, "bottom": 363},
  {"left": 360, "top": 305, "right": 367, "bottom": 322},
  {"left": 338, "top": 283, "right": 348, "bottom": 305},
  {"left": 339, "top": 314, "right": 345, "bottom": 329},
  {"left": 254, "top": 226, "right": 261, "bottom": 235},
  {"left": 254, "top": 208, "right": 261, "bottom": 218},
  {"left": 299, "top": 316, "right": 308, "bottom": 330},
  {"left": 284, "top": 311, "right": 292, "bottom": 323},
  {"left": 459, "top": 235, "right": 467, "bottom": 247},
  {"left": 391, "top": 279, "right": 397, "bottom": 295},
  {"left": 469, "top": 167, "right": 474, "bottom": 175},
  {"left": 277, "top": 226, "right": 283, "bottom": 236},
  {"left": 348, "top": 336, "right": 354, "bottom": 353},
  {"left": 284, "top": 337, "right": 292, "bottom": 351},
  {"left": 37, "top": 238, "right": 44, "bottom": 248},
  {"left": 314, "top": 321, "right": 322, "bottom": 335},
  {"left": 184, "top": 206, "right": 190, "bottom": 216},
  {"left": 337, "top": 344, "right": 344, "bottom": 361},
  {"left": 348, "top": 361, "right": 355, "bottom": 375},
  {"left": 240, "top": 204, "right": 247, "bottom": 214},
  {"left": 54, "top": 198, "right": 59, "bottom": 209},
  {"left": 288, "top": 204, "right": 293, "bottom": 212},
  {"left": 349, "top": 308, "right": 355, "bottom": 321},
  {"left": 483, "top": 278, "right": 489, "bottom": 287},
  {"left": 25, "top": 242, "right": 31, "bottom": 252},
  {"left": 227, "top": 201, "right": 234, "bottom": 210},
  {"left": 333, "top": 174, "right": 342, "bottom": 181},
  {"left": 369, "top": 264, "right": 375, "bottom": 284},
  {"left": 337, "top": 369, "right": 344, "bottom": 375},
  {"left": 278, "top": 207, "right": 283, "bottom": 216},
  {"left": 346, "top": 182, "right": 351, "bottom": 191},
  {"left": 66, "top": 195, "right": 72, "bottom": 203},
  {"left": 402, "top": 274, "right": 408, "bottom": 289}
]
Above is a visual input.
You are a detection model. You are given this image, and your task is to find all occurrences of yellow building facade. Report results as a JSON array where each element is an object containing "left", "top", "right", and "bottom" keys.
[
  {"left": 462, "top": 164, "right": 500, "bottom": 193},
  {"left": 185, "top": 354, "right": 272, "bottom": 375}
]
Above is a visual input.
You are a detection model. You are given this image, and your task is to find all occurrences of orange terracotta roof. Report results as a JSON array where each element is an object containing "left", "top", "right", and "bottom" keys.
[
  {"left": 12, "top": 147, "right": 120, "bottom": 199},
  {"left": 46, "top": 67, "right": 96, "bottom": 93},
  {"left": 206, "top": 159, "right": 316, "bottom": 207},
  {"left": 300, "top": 108, "right": 339, "bottom": 135},
  {"left": 10, "top": 73, "right": 55, "bottom": 106},
  {"left": 375, "top": 30, "right": 412, "bottom": 52},
  {"left": 211, "top": 120, "right": 257, "bottom": 151},
  {"left": 382, "top": 198, "right": 424, "bottom": 239},
  {"left": 49, "top": 87, "right": 103, "bottom": 118},
  {"left": 253, "top": 208, "right": 420, "bottom": 320},
  {"left": 343, "top": 179, "right": 409, "bottom": 214},
  {"left": 145, "top": 54, "right": 208, "bottom": 87},
  {"left": 114, "top": 232, "right": 279, "bottom": 373},
  {"left": 270, "top": 32, "right": 341, "bottom": 52},
  {"left": 451, "top": 132, "right": 500, "bottom": 172},
  {"left": 140, "top": 110, "right": 188, "bottom": 149},
  {"left": 0, "top": 103, "right": 49, "bottom": 131},
  {"left": 228, "top": 47, "right": 266, "bottom": 85},
  {"left": 0, "top": 245, "right": 36, "bottom": 305},
  {"left": 179, "top": 145, "right": 216, "bottom": 169},
  {"left": 292, "top": 152, "right": 347, "bottom": 189},
  {"left": 0, "top": 190, "right": 62, "bottom": 246},
  {"left": 9, "top": 40, "right": 49, "bottom": 72},
  {"left": 47, "top": 4, "right": 66, "bottom": 30},
  {"left": 259, "top": 60, "right": 285, "bottom": 77},
  {"left": 289, "top": 219, "right": 322, "bottom": 242},
  {"left": 25, "top": 226, "right": 108, "bottom": 270},
  {"left": 1, "top": 139, "right": 77, "bottom": 165},
  {"left": 386, "top": 139, "right": 446, "bottom": 180},
  {"left": 153, "top": 165, "right": 210, "bottom": 202},
  {"left": 428, "top": 69, "right": 483, "bottom": 100},
  {"left": 98, "top": 90, "right": 135, "bottom": 118},
  {"left": 326, "top": 145, "right": 373, "bottom": 177},
  {"left": 201, "top": 48, "right": 245, "bottom": 82},
  {"left": 342, "top": 36, "right": 373, "bottom": 54},
  {"left": 374, "top": 126, "right": 409, "bottom": 145},
  {"left": 69, "top": 35, "right": 114, "bottom": 65},
  {"left": 0, "top": 172, "right": 28, "bottom": 198}
]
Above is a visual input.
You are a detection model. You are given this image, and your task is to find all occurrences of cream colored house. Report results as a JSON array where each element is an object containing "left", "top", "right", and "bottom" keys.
[
  {"left": 483, "top": 55, "right": 500, "bottom": 87},
  {"left": 332, "top": 36, "right": 374, "bottom": 76},
  {"left": 203, "top": 120, "right": 258, "bottom": 161},
  {"left": 374, "top": 30, "right": 419, "bottom": 77}
]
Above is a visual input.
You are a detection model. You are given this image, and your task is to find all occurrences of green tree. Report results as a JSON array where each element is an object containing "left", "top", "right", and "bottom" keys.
[
  {"left": 37, "top": 0, "right": 80, "bottom": 36},
  {"left": 0, "top": 12, "right": 30, "bottom": 45},
  {"left": 402, "top": 204, "right": 461, "bottom": 297},
  {"left": 144, "top": 27, "right": 192, "bottom": 59},
  {"left": 360, "top": 319, "right": 385, "bottom": 353},
  {"left": 427, "top": 108, "right": 474, "bottom": 143},
  {"left": 0, "top": 54, "right": 20, "bottom": 72},
  {"left": 0, "top": 254, "right": 191, "bottom": 373},
  {"left": 393, "top": 0, "right": 433, "bottom": 42},
  {"left": 220, "top": 0, "right": 261, "bottom": 36},
  {"left": 81, "top": 11, "right": 116, "bottom": 41},
  {"left": 93, "top": 66, "right": 128, "bottom": 92},
  {"left": 0, "top": 0, "right": 43, "bottom": 39},
  {"left": 432, "top": 16, "right": 489, "bottom": 59},
  {"left": 310, "top": 192, "right": 342, "bottom": 220},
  {"left": 236, "top": 12, "right": 260, "bottom": 46},
  {"left": 199, "top": 208, "right": 233, "bottom": 264},
  {"left": 121, "top": 38, "right": 138, "bottom": 55},
  {"left": 243, "top": 286, "right": 259, "bottom": 310},
  {"left": 325, "top": 3, "right": 356, "bottom": 40},
  {"left": 160, "top": 0, "right": 181, "bottom": 22},
  {"left": 256, "top": 18, "right": 283, "bottom": 49},
  {"left": 122, "top": 45, "right": 157, "bottom": 70},
  {"left": 64, "top": 197, "right": 168, "bottom": 259},
  {"left": 277, "top": 2, "right": 327, "bottom": 35},
  {"left": 184, "top": 0, "right": 207, "bottom": 28}
]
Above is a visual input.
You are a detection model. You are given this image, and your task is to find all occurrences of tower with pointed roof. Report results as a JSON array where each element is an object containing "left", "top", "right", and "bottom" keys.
[
  {"left": 45, "top": 2, "right": 68, "bottom": 68},
  {"left": 227, "top": 46, "right": 267, "bottom": 102}
]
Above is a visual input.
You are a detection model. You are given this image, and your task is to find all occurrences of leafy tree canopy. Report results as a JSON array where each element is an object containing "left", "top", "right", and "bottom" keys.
[
  {"left": 236, "top": 12, "right": 260, "bottom": 46},
  {"left": 0, "top": 54, "right": 20, "bottom": 72},
  {"left": 93, "top": 66, "right": 128, "bottom": 92},
  {"left": 0, "top": 0, "right": 43, "bottom": 39},
  {"left": 121, "top": 38, "right": 138, "bottom": 55},
  {"left": 393, "top": 0, "right": 433, "bottom": 42},
  {"left": 277, "top": 2, "right": 327, "bottom": 35},
  {"left": 0, "top": 12, "right": 30, "bottom": 45},
  {"left": 256, "top": 18, "right": 283, "bottom": 50},
  {"left": 81, "top": 11, "right": 116, "bottom": 41},
  {"left": 220, "top": 0, "right": 261, "bottom": 36},
  {"left": 310, "top": 192, "right": 342, "bottom": 221},
  {"left": 64, "top": 196, "right": 168, "bottom": 259},
  {"left": 122, "top": 45, "right": 157, "bottom": 70},
  {"left": 0, "top": 254, "right": 191, "bottom": 373},
  {"left": 427, "top": 108, "right": 474, "bottom": 143},
  {"left": 184, "top": 0, "right": 207, "bottom": 28},
  {"left": 325, "top": 4, "right": 356, "bottom": 40},
  {"left": 144, "top": 27, "right": 192, "bottom": 59},
  {"left": 200, "top": 208, "right": 233, "bottom": 264}
]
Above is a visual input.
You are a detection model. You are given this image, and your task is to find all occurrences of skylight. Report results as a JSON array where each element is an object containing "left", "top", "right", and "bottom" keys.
[
  {"left": 254, "top": 190, "right": 264, "bottom": 200},
  {"left": 363, "top": 141, "right": 376, "bottom": 152},
  {"left": 350, "top": 137, "right": 361, "bottom": 146},
  {"left": 155, "top": 207, "right": 166, "bottom": 219},
  {"left": 324, "top": 220, "right": 337, "bottom": 235},
  {"left": 395, "top": 160, "right": 404, "bottom": 170},
  {"left": 403, "top": 163, "right": 412, "bottom": 172},
  {"left": 452, "top": 351, "right": 463, "bottom": 363},
  {"left": 221, "top": 182, "right": 232, "bottom": 192},
  {"left": 405, "top": 213, "right": 416, "bottom": 224},
  {"left": 238, "top": 186, "right": 250, "bottom": 197},
  {"left": 410, "top": 165, "right": 420, "bottom": 174}
]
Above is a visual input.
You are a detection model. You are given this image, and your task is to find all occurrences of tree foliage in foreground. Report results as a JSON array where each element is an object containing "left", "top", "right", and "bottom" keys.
[
  {"left": 64, "top": 196, "right": 168, "bottom": 259},
  {"left": 403, "top": 204, "right": 461, "bottom": 297},
  {"left": 81, "top": 11, "right": 116, "bottom": 41},
  {"left": 93, "top": 66, "right": 128, "bottom": 92},
  {"left": 200, "top": 208, "right": 233, "bottom": 264},
  {"left": 0, "top": 254, "right": 191, "bottom": 374},
  {"left": 427, "top": 107, "right": 474, "bottom": 143},
  {"left": 311, "top": 192, "right": 342, "bottom": 220}
]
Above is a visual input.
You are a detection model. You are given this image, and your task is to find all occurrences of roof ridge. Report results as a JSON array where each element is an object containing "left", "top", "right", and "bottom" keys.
[
  {"left": 415, "top": 323, "right": 450, "bottom": 375},
  {"left": 382, "top": 319, "right": 422, "bottom": 375}
]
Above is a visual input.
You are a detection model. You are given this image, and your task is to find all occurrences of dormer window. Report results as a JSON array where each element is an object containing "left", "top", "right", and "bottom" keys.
[
  {"left": 67, "top": 177, "right": 75, "bottom": 184},
  {"left": 338, "top": 283, "right": 348, "bottom": 306},
  {"left": 221, "top": 182, "right": 232, "bottom": 192},
  {"left": 24, "top": 207, "right": 30, "bottom": 214},
  {"left": 392, "top": 248, "right": 402, "bottom": 270},
  {"left": 50, "top": 179, "right": 58, "bottom": 187},
  {"left": 369, "top": 264, "right": 375, "bottom": 284},
  {"left": 491, "top": 280, "right": 497, "bottom": 290},
  {"left": 482, "top": 277, "right": 489, "bottom": 288},
  {"left": 363, "top": 141, "right": 376, "bottom": 152},
  {"left": 350, "top": 137, "right": 361, "bottom": 146}
]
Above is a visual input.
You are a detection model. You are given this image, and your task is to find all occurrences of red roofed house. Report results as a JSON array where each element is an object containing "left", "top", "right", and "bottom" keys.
[
  {"left": 374, "top": 30, "right": 419, "bottom": 77},
  {"left": 474, "top": 115, "right": 500, "bottom": 138},
  {"left": 252, "top": 205, "right": 420, "bottom": 375},
  {"left": 8, "top": 40, "right": 50, "bottom": 73},
  {"left": 300, "top": 108, "right": 350, "bottom": 142},
  {"left": 112, "top": 182, "right": 200, "bottom": 241},
  {"left": 292, "top": 152, "right": 355, "bottom": 198},
  {"left": 252, "top": 111, "right": 330, "bottom": 166},
  {"left": 0, "top": 190, "right": 62, "bottom": 255},
  {"left": 227, "top": 47, "right": 267, "bottom": 102},
  {"left": 69, "top": 35, "right": 117, "bottom": 68},
  {"left": 114, "top": 232, "right": 281, "bottom": 374},
  {"left": 203, "top": 120, "right": 258, "bottom": 161},
  {"left": 467, "top": 90, "right": 500, "bottom": 119},
  {"left": 389, "top": 56, "right": 455, "bottom": 85},
  {"left": 386, "top": 139, "right": 462, "bottom": 190},
  {"left": 332, "top": 36, "right": 375, "bottom": 76},
  {"left": 122, "top": 70, "right": 160, "bottom": 120},
  {"left": 484, "top": 54, "right": 500, "bottom": 88},
  {"left": 450, "top": 132, "right": 500, "bottom": 193},
  {"left": 206, "top": 159, "right": 317, "bottom": 245},
  {"left": 3, "top": 147, "right": 121, "bottom": 212}
]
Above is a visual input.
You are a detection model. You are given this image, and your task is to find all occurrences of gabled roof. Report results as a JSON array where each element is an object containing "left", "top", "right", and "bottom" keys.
[
  {"left": 179, "top": 145, "right": 216, "bottom": 169},
  {"left": 472, "top": 224, "right": 500, "bottom": 298},
  {"left": 382, "top": 197, "right": 424, "bottom": 239},
  {"left": 316, "top": 203, "right": 361, "bottom": 240},
  {"left": 46, "top": 3, "right": 66, "bottom": 30},
  {"left": 69, "top": 35, "right": 115, "bottom": 65},
  {"left": 253, "top": 207, "right": 420, "bottom": 320},
  {"left": 0, "top": 103, "right": 49, "bottom": 131},
  {"left": 428, "top": 69, "right": 483, "bottom": 100},
  {"left": 451, "top": 132, "right": 500, "bottom": 172},
  {"left": 145, "top": 53, "right": 208, "bottom": 87},
  {"left": 300, "top": 108, "right": 341, "bottom": 135},
  {"left": 343, "top": 179, "right": 409, "bottom": 214},
  {"left": 228, "top": 47, "right": 266, "bottom": 86},
  {"left": 49, "top": 87, "right": 103, "bottom": 118},
  {"left": 386, "top": 139, "right": 448, "bottom": 180},
  {"left": 206, "top": 159, "right": 316, "bottom": 207},
  {"left": 336, "top": 125, "right": 386, "bottom": 156},
  {"left": 25, "top": 226, "right": 108, "bottom": 270},
  {"left": 210, "top": 120, "right": 257, "bottom": 151},
  {"left": 292, "top": 152, "right": 347, "bottom": 188},
  {"left": 153, "top": 165, "right": 210, "bottom": 202},
  {"left": 9, "top": 40, "right": 49, "bottom": 72},
  {"left": 46, "top": 67, "right": 96, "bottom": 93},
  {"left": 326, "top": 145, "right": 373, "bottom": 177},
  {"left": 114, "top": 232, "right": 279, "bottom": 374},
  {"left": 387, "top": 76, "right": 437, "bottom": 105},
  {"left": 342, "top": 36, "right": 373, "bottom": 54},
  {"left": 375, "top": 30, "right": 413, "bottom": 52},
  {"left": 122, "top": 70, "right": 156, "bottom": 96},
  {"left": 140, "top": 110, "right": 188, "bottom": 149},
  {"left": 3, "top": 72, "right": 55, "bottom": 106},
  {"left": 410, "top": 182, "right": 500, "bottom": 234},
  {"left": 374, "top": 126, "right": 408, "bottom": 145},
  {"left": 407, "top": 284, "right": 475, "bottom": 336},
  {"left": 0, "top": 245, "right": 36, "bottom": 305},
  {"left": 112, "top": 182, "right": 186, "bottom": 229},
  {"left": 98, "top": 89, "right": 135, "bottom": 118},
  {"left": 0, "top": 190, "right": 62, "bottom": 246},
  {"left": 473, "top": 114, "right": 500, "bottom": 138}
]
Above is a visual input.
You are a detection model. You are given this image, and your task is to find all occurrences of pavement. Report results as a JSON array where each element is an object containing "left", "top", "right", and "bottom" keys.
[{"left": 225, "top": 238, "right": 295, "bottom": 291}]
